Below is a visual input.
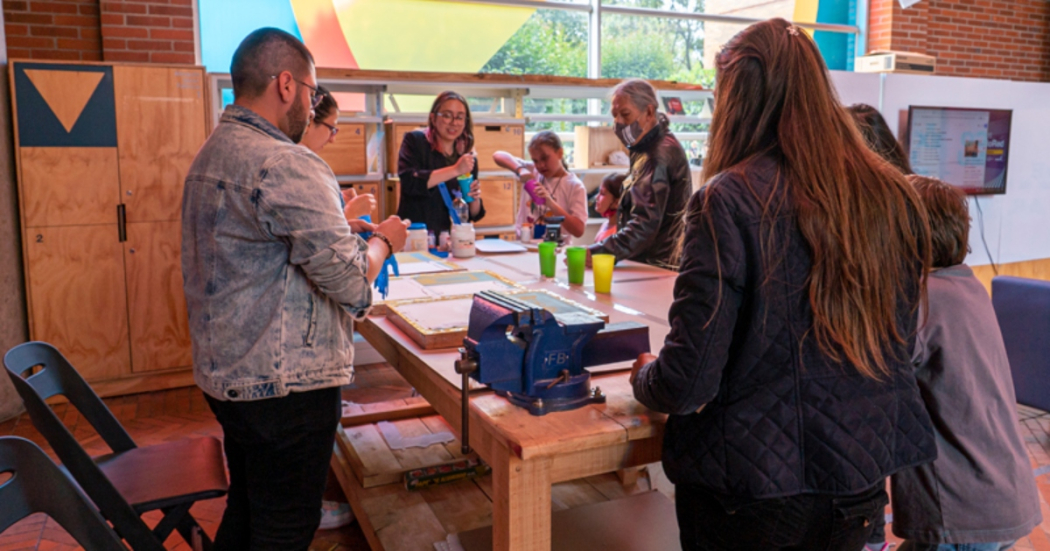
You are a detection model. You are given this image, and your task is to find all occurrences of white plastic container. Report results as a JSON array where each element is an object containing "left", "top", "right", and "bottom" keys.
[
  {"left": 406, "top": 223, "right": 428, "bottom": 252},
  {"left": 451, "top": 223, "right": 476, "bottom": 258}
]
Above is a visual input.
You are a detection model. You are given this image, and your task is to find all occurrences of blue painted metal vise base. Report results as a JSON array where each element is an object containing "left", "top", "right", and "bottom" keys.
[{"left": 497, "top": 375, "right": 606, "bottom": 416}]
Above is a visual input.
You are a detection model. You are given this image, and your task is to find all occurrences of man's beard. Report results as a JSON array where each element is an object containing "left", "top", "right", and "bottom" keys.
[{"left": 283, "top": 93, "right": 309, "bottom": 143}]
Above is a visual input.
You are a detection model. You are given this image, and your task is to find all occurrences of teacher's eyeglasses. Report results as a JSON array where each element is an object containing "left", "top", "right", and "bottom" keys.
[{"left": 436, "top": 111, "right": 467, "bottom": 123}]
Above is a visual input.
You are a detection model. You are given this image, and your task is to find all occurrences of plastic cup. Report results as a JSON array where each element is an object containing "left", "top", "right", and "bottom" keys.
[
  {"left": 592, "top": 254, "right": 615, "bottom": 294},
  {"left": 457, "top": 174, "right": 474, "bottom": 203},
  {"left": 538, "top": 242, "right": 557, "bottom": 278},
  {"left": 566, "top": 246, "right": 586, "bottom": 285}
]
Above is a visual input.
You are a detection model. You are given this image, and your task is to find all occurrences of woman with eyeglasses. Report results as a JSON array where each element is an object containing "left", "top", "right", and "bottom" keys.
[
  {"left": 397, "top": 91, "right": 484, "bottom": 236},
  {"left": 299, "top": 86, "right": 376, "bottom": 227}
]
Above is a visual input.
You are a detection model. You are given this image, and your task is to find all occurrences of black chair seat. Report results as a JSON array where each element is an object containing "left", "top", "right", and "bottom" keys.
[{"left": 95, "top": 436, "right": 228, "bottom": 514}]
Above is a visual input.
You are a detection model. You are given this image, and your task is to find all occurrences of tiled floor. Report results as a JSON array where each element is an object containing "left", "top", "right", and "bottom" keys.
[{"left": 6, "top": 366, "right": 1050, "bottom": 550}]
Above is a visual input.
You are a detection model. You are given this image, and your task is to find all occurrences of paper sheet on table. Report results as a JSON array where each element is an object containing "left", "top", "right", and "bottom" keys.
[
  {"left": 396, "top": 298, "right": 473, "bottom": 331},
  {"left": 384, "top": 279, "right": 432, "bottom": 302},
  {"left": 424, "top": 280, "right": 512, "bottom": 297},
  {"left": 396, "top": 260, "right": 456, "bottom": 275}
]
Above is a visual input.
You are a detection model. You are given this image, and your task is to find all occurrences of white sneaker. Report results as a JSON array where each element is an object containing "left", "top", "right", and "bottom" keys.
[{"left": 318, "top": 500, "right": 354, "bottom": 530}]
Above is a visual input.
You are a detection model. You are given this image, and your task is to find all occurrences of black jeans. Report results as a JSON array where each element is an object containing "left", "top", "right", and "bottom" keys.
[
  {"left": 206, "top": 386, "right": 342, "bottom": 551},
  {"left": 676, "top": 483, "right": 888, "bottom": 551}
]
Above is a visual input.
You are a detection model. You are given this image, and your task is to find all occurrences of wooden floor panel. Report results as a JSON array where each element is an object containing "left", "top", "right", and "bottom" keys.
[{"left": 5, "top": 363, "right": 1050, "bottom": 550}]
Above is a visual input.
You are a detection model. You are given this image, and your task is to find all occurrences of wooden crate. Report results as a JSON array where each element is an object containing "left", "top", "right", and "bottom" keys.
[
  {"left": 474, "top": 123, "right": 524, "bottom": 171},
  {"left": 475, "top": 177, "right": 516, "bottom": 228},
  {"left": 318, "top": 122, "right": 367, "bottom": 175},
  {"left": 385, "top": 121, "right": 426, "bottom": 174},
  {"left": 574, "top": 126, "right": 628, "bottom": 169}
]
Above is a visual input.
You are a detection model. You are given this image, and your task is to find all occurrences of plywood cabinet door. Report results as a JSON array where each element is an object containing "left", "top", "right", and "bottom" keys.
[
  {"left": 476, "top": 178, "right": 516, "bottom": 228},
  {"left": 25, "top": 225, "right": 131, "bottom": 381},
  {"left": 318, "top": 123, "right": 367, "bottom": 175},
  {"left": 19, "top": 147, "right": 121, "bottom": 228},
  {"left": 113, "top": 66, "right": 206, "bottom": 223},
  {"left": 123, "top": 220, "right": 192, "bottom": 373}
]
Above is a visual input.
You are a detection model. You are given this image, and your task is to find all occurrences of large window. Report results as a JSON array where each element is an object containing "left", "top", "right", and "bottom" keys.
[{"left": 199, "top": 0, "right": 862, "bottom": 79}]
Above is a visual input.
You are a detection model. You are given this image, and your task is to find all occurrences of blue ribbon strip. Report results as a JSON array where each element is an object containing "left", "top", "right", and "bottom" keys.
[
  {"left": 438, "top": 182, "right": 462, "bottom": 225},
  {"left": 357, "top": 215, "right": 399, "bottom": 299}
]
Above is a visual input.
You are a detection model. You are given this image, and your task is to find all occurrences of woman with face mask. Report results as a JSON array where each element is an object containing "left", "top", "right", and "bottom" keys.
[{"left": 586, "top": 79, "right": 692, "bottom": 269}]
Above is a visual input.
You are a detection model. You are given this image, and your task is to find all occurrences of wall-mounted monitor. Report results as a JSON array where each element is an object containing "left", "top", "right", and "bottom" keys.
[{"left": 905, "top": 106, "right": 1013, "bottom": 195}]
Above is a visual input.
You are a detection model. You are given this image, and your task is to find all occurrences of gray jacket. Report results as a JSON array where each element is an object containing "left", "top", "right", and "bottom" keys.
[
  {"left": 181, "top": 105, "right": 372, "bottom": 401},
  {"left": 892, "top": 264, "right": 1041, "bottom": 543}
]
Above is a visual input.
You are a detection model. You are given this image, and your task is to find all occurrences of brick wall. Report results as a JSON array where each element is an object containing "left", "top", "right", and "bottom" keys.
[
  {"left": 100, "top": 0, "right": 193, "bottom": 64},
  {"left": 3, "top": 0, "right": 195, "bottom": 64},
  {"left": 867, "top": 0, "right": 1050, "bottom": 82},
  {"left": 4, "top": 0, "right": 102, "bottom": 61}
]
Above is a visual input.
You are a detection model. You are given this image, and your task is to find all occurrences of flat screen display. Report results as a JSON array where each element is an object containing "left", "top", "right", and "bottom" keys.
[{"left": 906, "top": 106, "right": 1013, "bottom": 195}]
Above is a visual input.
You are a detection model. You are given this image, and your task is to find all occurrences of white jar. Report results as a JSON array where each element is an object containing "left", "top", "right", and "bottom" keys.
[
  {"left": 451, "top": 223, "right": 476, "bottom": 258},
  {"left": 406, "top": 223, "right": 428, "bottom": 252}
]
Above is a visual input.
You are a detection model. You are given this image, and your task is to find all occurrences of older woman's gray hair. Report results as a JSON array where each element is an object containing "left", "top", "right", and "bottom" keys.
[{"left": 612, "top": 79, "right": 659, "bottom": 113}]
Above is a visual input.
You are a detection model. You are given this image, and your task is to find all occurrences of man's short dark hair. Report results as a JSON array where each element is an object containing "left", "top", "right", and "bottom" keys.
[
  {"left": 909, "top": 175, "right": 970, "bottom": 268},
  {"left": 231, "top": 28, "right": 315, "bottom": 100}
]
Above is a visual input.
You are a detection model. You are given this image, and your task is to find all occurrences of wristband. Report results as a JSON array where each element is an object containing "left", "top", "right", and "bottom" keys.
[{"left": 369, "top": 232, "right": 395, "bottom": 260}]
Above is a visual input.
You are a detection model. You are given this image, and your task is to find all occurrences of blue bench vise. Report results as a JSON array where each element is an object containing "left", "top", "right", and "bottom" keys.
[{"left": 453, "top": 291, "right": 650, "bottom": 452}]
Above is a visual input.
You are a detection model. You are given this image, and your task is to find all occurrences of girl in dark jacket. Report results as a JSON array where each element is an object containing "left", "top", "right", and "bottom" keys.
[
  {"left": 586, "top": 79, "right": 691, "bottom": 269},
  {"left": 630, "top": 18, "right": 937, "bottom": 550}
]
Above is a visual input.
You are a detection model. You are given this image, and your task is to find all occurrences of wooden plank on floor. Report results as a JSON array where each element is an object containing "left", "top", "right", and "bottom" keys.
[
  {"left": 337, "top": 424, "right": 404, "bottom": 488},
  {"left": 340, "top": 396, "right": 435, "bottom": 427},
  {"left": 332, "top": 443, "right": 386, "bottom": 551},
  {"left": 417, "top": 477, "right": 494, "bottom": 536}
]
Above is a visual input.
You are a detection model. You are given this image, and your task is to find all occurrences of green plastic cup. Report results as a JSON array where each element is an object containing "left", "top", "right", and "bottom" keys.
[
  {"left": 538, "top": 241, "right": 557, "bottom": 278},
  {"left": 566, "top": 246, "right": 586, "bottom": 285},
  {"left": 592, "top": 254, "right": 615, "bottom": 293}
]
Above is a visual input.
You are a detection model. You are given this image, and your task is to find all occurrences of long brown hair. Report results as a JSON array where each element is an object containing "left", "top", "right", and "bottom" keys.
[
  {"left": 702, "top": 18, "right": 931, "bottom": 379},
  {"left": 426, "top": 91, "right": 474, "bottom": 156},
  {"left": 847, "top": 103, "right": 913, "bottom": 175}
]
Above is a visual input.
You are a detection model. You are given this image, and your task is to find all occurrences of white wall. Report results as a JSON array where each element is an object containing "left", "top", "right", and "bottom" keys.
[
  {"left": 880, "top": 73, "right": 1050, "bottom": 266},
  {"left": 829, "top": 70, "right": 882, "bottom": 107}
]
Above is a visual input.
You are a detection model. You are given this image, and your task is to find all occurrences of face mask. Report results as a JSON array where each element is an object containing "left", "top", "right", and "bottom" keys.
[{"left": 615, "top": 120, "right": 645, "bottom": 147}]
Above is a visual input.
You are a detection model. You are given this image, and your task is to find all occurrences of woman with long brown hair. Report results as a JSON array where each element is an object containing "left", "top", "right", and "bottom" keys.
[
  {"left": 397, "top": 91, "right": 485, "bottom": 235},
  {"left": 629, "top": 18, "right": 936, "bottom": 549}
]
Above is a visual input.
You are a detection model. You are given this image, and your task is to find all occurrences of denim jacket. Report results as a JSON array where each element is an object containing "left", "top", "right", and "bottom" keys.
[{"left": 182, "top": 105, "right": 372, "bottom": 401}]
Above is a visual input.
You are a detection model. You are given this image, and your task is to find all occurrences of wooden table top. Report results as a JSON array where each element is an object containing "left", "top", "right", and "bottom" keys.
[{"left": 360, "top": 249, "right": 676, "bottom": 461}]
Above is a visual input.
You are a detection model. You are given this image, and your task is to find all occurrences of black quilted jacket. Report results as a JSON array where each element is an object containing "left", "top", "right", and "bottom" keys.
[
  {"left": 632, "top": 155, "right": 937, "bottom": 498},
  {"left": 587, "top": 116, "right": 691, "bottom": 270}
]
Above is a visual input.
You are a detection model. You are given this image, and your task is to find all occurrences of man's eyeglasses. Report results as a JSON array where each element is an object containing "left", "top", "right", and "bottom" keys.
[
  {"left": 318, "top": 120, "right": 339, "bottom": 137},
  {"left": 436, "top": 111, "right": 467, "bottom": 123},
  {"left": 271, "top": 74, "right": 323, "bottom": 109}
]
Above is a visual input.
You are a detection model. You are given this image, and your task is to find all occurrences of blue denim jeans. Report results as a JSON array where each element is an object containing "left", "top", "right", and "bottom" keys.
[
  {"left": 898, "top": 542, "right": 1016, "bottom": 551},
  {"left": 676, "top": 483, "right": 887, "bottom": 550},
  {"left": 206, "top": 386, "right": 342, "bottom": 551}
]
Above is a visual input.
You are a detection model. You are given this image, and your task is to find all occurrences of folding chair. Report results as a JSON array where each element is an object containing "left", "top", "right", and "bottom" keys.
[
  {"left": 4, "top": 342, "right": 228, "bottom": 551},
  {"left": 0, "top": 436, "right": 127, "bottom": 549}
]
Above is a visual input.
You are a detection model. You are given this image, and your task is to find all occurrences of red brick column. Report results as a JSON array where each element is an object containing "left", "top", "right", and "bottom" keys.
[{"left": 99, "top": 0, "right": 193, "bottom": 64}]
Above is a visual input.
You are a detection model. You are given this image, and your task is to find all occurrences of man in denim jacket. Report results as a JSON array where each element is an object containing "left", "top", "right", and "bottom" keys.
[{"left": 181, "top": 28, "right": 406, "bottom": 549}]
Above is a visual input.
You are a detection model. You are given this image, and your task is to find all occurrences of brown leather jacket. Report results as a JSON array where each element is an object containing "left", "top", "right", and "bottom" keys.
[{"left": 588, "top": 116, "right": 691, "bottom": 269}]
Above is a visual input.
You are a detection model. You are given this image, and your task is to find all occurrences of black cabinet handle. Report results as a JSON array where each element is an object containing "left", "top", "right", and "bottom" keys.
[{"left": 117, "top": 204, "right": 126, "bottom": 242}]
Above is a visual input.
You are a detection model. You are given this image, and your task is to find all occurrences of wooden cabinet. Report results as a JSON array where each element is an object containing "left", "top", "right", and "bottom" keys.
[
  {"left": 474, "top": 123, "right": 524, "bottom": 171},
  {"left": 385, "top": 121, "right": 426, "bottom": 174},
  {"left": 319, "top": 123, "right": 367, "bottom": 175},
  {"left": 476, "top": 178, "right": 517, "bottom": 228},
  {"left": 11, "top": 61, "right": 207, "bottom": 396}
]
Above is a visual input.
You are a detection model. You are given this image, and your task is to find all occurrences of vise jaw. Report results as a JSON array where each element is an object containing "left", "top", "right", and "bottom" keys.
[{"left": 455, "top": 290, "right": 650, "bottom": 416}]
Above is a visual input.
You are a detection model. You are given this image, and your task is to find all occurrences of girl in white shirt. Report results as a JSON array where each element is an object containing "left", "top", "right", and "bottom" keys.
[{"left": 493, "top": 131, "right": 587, "bottom": 244}]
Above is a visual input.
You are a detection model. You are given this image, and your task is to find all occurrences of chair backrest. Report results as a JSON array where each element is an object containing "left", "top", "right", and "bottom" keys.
[
  {"left": 0, "top": 436, "right": 126, "bottom": 549},
  {"left": 991, "top": 276, "right": 1050, "bottom": 411},
  {"left": 4, "top": 342, "right": 164, "bottom": 550}
]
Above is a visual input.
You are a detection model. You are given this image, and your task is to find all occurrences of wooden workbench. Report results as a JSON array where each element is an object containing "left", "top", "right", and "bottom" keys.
[{"left": 348, "top": 249, "right": 677, "bottom": 551}]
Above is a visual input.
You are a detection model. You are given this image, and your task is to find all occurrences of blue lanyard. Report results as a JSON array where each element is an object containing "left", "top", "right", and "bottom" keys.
[{"left": 437, "top": 182, "right": 462, "bottom": 225}]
